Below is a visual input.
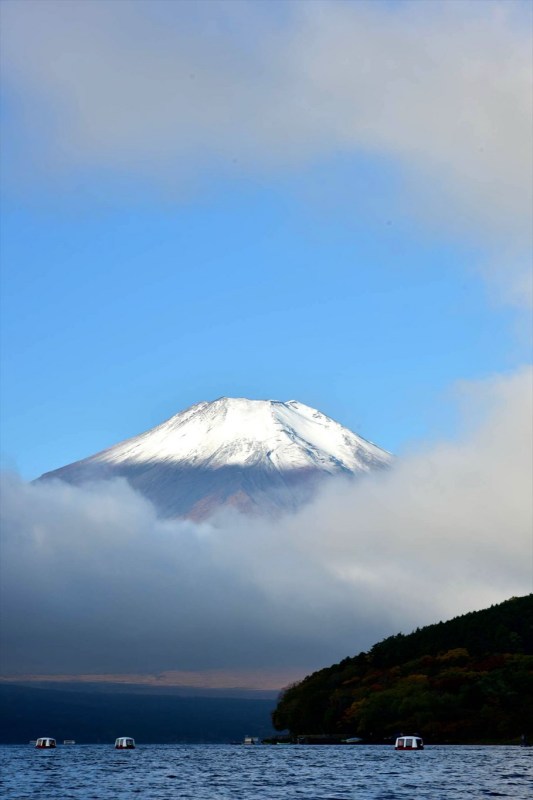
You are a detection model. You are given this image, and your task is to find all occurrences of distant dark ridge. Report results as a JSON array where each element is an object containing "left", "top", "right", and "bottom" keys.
[
  {"left": 273, "top": 595, "right": 533, "bottom": 742},
  {"left": 0, "top": 684, "right": 276, "bottom": 744},
  {"left": 1, "top": 680, "right": 278, "bottom": 700}
]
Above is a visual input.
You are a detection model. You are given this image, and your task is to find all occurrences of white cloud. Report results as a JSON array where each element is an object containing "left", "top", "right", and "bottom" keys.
[
  {"left": 1, "top": 2, "right": 531, "bottom": 259},
  {"left": 1, "top": 366, "right": 531, "bottom": 680}
]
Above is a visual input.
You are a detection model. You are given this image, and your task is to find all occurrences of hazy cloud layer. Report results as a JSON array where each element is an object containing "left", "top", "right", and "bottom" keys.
[
  {"left": 1, "top": 367, "right": 531, "bottom": 682},
  {"left": 1, "top": 1, "right": 531, "bottom": 302}
]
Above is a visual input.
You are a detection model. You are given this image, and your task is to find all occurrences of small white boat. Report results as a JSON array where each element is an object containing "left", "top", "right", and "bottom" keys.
[
  {"left": 35, "top": 738, "right": 56, "bottom": 749},
  {"left": 63, "top": 740, "right": 76, "bottom": 745},
  {"left": 115, "top": 737, "right": 135, "bottom": 749},
  {"left": 243, "top": 736, "right": 260, "bottom": 745},
  {"left": 395, "top": 735, "right": 424, "bottom": 750}
]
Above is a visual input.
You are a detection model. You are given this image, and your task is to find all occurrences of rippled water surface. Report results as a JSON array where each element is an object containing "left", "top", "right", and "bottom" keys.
[{"left": 1, "top": 744, "right": 531, "bottom": 800}]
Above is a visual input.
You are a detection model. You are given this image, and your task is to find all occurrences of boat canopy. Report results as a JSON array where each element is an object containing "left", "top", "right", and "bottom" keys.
[
  {"left": 395, "top": 736, "right": 424, "bottom": 750},
  {"left": 115, "top": 737, "right": 136, "bottom": 749},
  {"left": 35, "top": 738, "right": 56, "bottom": 748}
]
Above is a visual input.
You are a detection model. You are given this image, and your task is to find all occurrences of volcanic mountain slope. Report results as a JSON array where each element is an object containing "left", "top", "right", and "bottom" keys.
[{"left": 39, "top": 398, "right": 392, "bottom": 519}]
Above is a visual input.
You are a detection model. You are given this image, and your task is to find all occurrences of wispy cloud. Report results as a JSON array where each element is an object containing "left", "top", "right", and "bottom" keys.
[
  {"left": 1, "top": 366, "right": 531, "bottom": 683},
  {"left": 1, "top": 1, "right": 531, "bottom": 302}
]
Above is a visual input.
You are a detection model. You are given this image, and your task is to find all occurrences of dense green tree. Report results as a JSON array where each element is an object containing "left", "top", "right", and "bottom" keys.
[{"left": 272, "top": 595, "right": 533, "bottom": 743}]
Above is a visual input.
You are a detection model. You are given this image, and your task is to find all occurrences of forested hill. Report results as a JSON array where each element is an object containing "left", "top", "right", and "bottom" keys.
[{"left": 272, "top": 595, "right": 533, "bottom": 743}]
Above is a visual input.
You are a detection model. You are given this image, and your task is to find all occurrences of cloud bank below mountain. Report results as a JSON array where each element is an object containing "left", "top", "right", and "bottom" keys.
[{"left": 1, "top": 367, "right": 531, "bottom": 684}]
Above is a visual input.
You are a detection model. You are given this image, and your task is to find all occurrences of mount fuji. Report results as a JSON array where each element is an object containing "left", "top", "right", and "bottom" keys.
[{"left": 39, "top": 398, "right": 392, "bottom": 519}]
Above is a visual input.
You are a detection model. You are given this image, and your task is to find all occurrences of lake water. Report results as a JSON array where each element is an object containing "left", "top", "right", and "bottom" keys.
[{"left": 0, "top": 744, "right": 531, "bottom": 799}]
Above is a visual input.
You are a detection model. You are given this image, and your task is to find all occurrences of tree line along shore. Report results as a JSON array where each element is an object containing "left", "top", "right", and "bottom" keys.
[{"left": 272, "top": 594, "right": 533, "bottom": 745}]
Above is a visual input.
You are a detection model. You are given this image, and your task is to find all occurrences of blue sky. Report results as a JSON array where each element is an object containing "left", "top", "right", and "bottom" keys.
[
  {"left": 1, "top": 0, "right": 531, "bottom": 480},
  {"left": 0, "top": 0, "right": 531, "bottom": 686}
]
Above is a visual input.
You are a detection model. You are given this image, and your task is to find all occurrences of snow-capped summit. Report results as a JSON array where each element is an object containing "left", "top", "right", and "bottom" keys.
[{"left": 40, "top": 398, "right": 392, "bottom": 519}]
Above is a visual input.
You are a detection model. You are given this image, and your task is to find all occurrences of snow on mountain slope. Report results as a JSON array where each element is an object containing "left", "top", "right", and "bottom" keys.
[{"left": 39, "top": 398, "right": 392, "bottom": 519}]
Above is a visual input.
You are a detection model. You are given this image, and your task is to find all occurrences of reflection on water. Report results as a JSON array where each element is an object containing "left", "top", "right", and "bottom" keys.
[{"left": 1, "top": 744, "right": 532, "bottom": 800}]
